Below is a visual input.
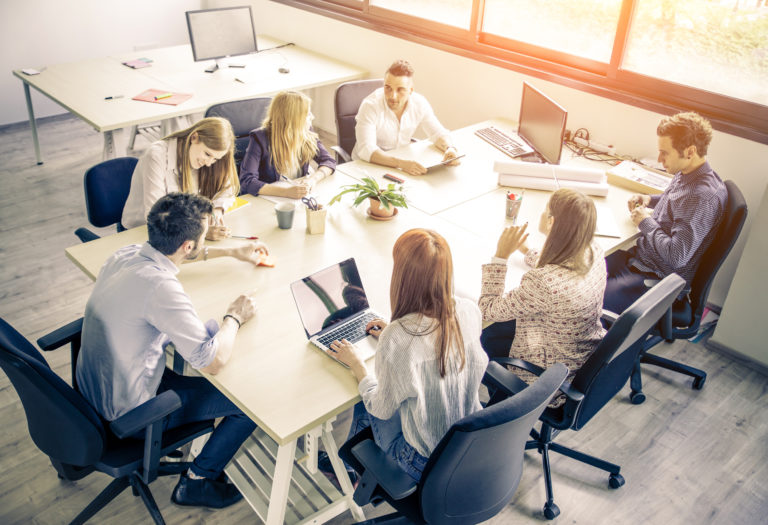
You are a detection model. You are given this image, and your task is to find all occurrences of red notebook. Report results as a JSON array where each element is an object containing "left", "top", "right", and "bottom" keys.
[{"left": 132, "top": 89, "right": 192, "bottom": 106}]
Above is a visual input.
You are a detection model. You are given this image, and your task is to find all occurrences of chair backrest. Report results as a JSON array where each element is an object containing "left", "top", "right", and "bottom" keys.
[
  {"left": 83, "top": 157, "right": 138, "bottom": 228},
  {"left": 417, "top": 363, "right": 568, "bottom": 525},
  {"left": 0, "top": 318, "right": 106, "bottom": 468},
  {"left": 686, "top": 180, "right": 748, "bottom": 326},
  {"left": 334, "top": 79, "right": 383, "bottom": 159},
  {"left": 569, "top": 274, "right": 686, "bottom": 429},
  {"left": 205, "top": 97, "right": 272, "bottom": 170}
]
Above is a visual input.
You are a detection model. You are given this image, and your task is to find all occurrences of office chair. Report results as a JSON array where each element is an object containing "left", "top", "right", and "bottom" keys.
[
  {"left": 205, "top": 97, "right": 272, "bottom": 171},
  {"left": 629, "top": 180, "right": 748, "bottom": 403},
  {"left": 337, "top": 362, "right": 569, "bottom": 525},
  {"left": 490, "top": 274, "right": 686, "bottom": 519},
  {"left": 74, "top": 157, "right": 138, "bottom": 243},
  {"left": 332, "top": 79, "right": 383, "bottom": 163},
  {"left": 0, "top": 317, "right": 215, "bottom": 525}
]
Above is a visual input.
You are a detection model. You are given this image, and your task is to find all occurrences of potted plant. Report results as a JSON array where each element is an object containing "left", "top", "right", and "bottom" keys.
[{"left": 329, "top": 176, "right": 408, "bottom": 219}]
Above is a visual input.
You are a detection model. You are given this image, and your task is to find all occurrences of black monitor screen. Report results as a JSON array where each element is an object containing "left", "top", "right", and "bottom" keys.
[
  {"left": 517, "top": 82, "right": 568, "bottom": 164},
  {"left": 186, "top": 6, "right": 258, "bottom": 62}
]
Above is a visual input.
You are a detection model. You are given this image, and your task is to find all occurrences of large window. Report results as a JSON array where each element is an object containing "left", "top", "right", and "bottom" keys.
[{"left": 275, "top": 0, "right": 768, "bottom": 143}]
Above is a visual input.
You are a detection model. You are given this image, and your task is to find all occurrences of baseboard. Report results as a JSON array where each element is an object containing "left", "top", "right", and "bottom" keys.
[{"left": 704, "top": 338, "right": 768, "bottom": 378}]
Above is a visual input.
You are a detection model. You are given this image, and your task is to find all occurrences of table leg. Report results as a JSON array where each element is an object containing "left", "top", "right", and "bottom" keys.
[
  {"left": 320, "top": 420, "right": 366, "bottom": 522},
  {"left": 265, "top": 440, "right": 297, "bottom": 525},
  {"left": 22, "top": 83, "right": 43, "bottom": 165},
  {"left": 102, "top": 128, "right": 129, "bottom": 160}
]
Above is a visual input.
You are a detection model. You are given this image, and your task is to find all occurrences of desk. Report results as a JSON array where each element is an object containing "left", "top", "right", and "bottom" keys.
[
  {"left": 64, "top": 124, "right": 641, "bottom": 523},
  {"left": 13, "top": 36, "right": 366, "bottom": 164}
]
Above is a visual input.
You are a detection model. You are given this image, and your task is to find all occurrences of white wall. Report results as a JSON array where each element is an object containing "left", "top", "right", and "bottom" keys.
[
  {"left": 221, "top": 0, "right": 767, "bottom": 312},
  {"left": 0, "top": 0, "right": 200, "bottom": 125}
]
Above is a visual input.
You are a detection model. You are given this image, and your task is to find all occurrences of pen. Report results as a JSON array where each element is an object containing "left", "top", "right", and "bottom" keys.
[
  {"left": 231, "top": 235, "right": 259, "bottom": 240},
  {"left": 104, "top": 95, "right": 123, "bottom": 100},
  {"left": 154, "top": 93, "right": 172, "bottom": 100}
]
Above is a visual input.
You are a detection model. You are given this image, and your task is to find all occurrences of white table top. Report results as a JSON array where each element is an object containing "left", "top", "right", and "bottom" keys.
[{"left": 14, "top": 35, "right": 366, "bottom": 132}]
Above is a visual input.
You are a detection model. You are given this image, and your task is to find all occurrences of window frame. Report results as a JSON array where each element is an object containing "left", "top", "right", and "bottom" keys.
[{"left": 273, "top": 0, "right": 768, "bottom": 144}]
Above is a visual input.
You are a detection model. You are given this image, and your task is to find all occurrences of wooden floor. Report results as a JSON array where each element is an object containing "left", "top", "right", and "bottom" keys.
[{"left": 1, "top": 115, "right": 766, "bottom": 525}]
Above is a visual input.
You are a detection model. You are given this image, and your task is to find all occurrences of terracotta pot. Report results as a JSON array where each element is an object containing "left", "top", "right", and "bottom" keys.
[{"left": 369, "top": 197, "right": 396, "bottom": 218}]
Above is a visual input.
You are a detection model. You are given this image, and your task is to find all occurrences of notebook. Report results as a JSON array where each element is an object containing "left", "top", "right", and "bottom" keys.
[{"left": 290, "top": 258, "right": 383, "bottom": 367}]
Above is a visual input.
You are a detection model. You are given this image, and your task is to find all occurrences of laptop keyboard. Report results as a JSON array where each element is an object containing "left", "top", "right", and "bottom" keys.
[
  {"left": 475, "top": 126, "right": 527, "bottom": 157},
  {"left": 317, "top": 311, "right": 379, "bottom": 347}
]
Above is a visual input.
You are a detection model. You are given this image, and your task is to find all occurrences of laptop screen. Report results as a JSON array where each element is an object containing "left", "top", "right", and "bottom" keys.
[
  {"left": 290, "top": 258, "right": 370, "bottom": 338},
  {"left": 517, "top": 82, "right": 568, "bottom": 164}
]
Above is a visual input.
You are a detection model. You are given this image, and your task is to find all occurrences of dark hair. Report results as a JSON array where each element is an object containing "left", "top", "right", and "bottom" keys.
[
  {"left": 146, "top": 192, "right": 213, "bottom": 255},
  {"left": 386, "top": 59, "right": 415, "bottom": 78},
  {"left": 657, "top": 112, "right": 713, "bottom": 157}
]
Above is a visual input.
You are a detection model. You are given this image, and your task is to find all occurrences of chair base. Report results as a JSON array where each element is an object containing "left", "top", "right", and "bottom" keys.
[
  {"left": 69, "top": 461, "right": 190, "bottom": 525},
  {"left": 630, "top": 336, "right": 707, "bottom": 403}
]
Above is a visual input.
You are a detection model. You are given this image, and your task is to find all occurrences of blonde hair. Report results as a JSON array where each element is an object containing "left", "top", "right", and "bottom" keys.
[
  {"left": 166, "top": 117, "right": 239, "bottom": 201},
  {"left": 262, "top": 91, "right": 319, "bottom": 176},
  {"left": 537, "top": 189, "right": 597, "bottom": 275}
]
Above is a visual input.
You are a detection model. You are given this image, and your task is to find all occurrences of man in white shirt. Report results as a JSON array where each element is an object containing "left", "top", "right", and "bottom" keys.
[
  {"left": 77, "top": 192, "right": 268, "bottom": 510},
  {"left": 351, "top": 60, "right": 460, "bottom": 175}
]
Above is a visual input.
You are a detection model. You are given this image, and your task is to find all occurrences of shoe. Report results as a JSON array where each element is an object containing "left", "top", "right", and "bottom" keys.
[
  {"left": 171, "top": 471, "right": 243, "bottom": 509},
  {"left": 317, "top": 451, "right": 358, "bottom": 490}
]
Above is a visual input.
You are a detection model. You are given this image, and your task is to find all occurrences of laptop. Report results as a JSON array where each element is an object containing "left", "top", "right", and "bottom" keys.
[
  {"left": 475, "top": 81, "right": 568, "bottom": 164},
  {"left": 290, "top": 258, "right": 384, "bottom": 366}
]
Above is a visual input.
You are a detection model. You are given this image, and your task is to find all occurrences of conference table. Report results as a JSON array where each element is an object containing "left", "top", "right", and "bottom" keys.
[
  {"left": 13, "top": 35, "right": 366, "bottom": 164},
  {"left": 64, "top": 120, "right": 641, "bottom": 524}
]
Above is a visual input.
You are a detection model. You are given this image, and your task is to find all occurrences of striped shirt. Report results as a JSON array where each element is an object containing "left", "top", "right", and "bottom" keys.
[
  {"left": 633, "top": 162, "right": 727, "bottom": 285},
  {"left": 358, "top": 297, "right": 488, "bottom": 458}
]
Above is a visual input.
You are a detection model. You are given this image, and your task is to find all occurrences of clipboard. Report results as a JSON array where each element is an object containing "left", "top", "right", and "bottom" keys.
[{"left": 132, "top": 89, "right": 193, "bottom": 106}]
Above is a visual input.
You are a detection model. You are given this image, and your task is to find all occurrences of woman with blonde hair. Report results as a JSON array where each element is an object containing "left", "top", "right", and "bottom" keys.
[
  {"left": 327, "top": 229, "right": 488, "bottom": 482},
  {"left": 122, "top": 117, "right": 239, "bottom": 239},
  {"left": 239, "top": 91, "right": 335, "bottom": 198},
  {"left": 479, "top": 188, "right": 607, "bottom": 386}
]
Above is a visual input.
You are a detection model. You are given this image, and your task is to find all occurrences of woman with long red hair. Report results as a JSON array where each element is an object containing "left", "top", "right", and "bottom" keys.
[{"left": 328, "top": 228, "right": 488, "bottom": 482}]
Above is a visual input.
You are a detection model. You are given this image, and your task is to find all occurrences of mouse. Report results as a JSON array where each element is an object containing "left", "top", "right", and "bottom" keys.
[{"left": 278, "top": 66, "right": 290, "bottom": 74}]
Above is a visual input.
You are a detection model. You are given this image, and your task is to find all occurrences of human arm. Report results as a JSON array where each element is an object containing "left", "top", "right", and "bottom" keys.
[
  {"left": 369, "top": 150, "right": 427, "bottom": 176},
  {"left": 185, "top": 241, "right": 269, "bottom": 266},
  {"left": 627, "top": 194, "right": 651, "bottom": 212},
  {"left": 200, "top": 293, "right": 258, "bottom": 375},
  {"left": 478, "top": 263, "right": 548, "bottom": 323},
  {"left": 137, "top": 142, "right": 173, "bottom": 222},
  {"left": 239, "top": 132, "right": 270, "bottom": 196}
]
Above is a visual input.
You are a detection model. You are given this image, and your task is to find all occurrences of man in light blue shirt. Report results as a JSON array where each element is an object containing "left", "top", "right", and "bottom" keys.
[{"left": 77, "top": 192, "right": 268, "bottom": 509}]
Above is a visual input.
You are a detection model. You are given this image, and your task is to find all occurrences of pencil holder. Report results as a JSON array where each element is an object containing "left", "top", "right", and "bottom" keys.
[{"left": 306, "top": 206, "right": 327, "bottom": 234}]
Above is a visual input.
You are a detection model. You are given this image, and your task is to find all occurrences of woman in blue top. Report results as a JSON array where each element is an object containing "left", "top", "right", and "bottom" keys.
[{"left": 239, "top": 91, "right": 336, "bottom": 199}]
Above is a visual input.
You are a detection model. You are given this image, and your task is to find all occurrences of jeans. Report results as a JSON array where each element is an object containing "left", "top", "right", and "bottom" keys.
[
  {"left": 604, "top": 249, "right": 659, "bottom": 315},
  {"left": 480, "top": 319, "right": 516, "bottom": 359},
  {"left": 157, "top": 369, "right": 257, "bottom": 479},
  {"left": 347, "top": 402, "right": 428, "bottom": 482}
]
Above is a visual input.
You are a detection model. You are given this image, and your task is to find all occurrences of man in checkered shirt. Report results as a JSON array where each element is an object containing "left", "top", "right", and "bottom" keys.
[{"left": 603, "top": 112, "right": 727, "bottom": 315}]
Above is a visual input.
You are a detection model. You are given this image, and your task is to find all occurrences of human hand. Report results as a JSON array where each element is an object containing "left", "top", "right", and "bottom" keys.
[
  {"left": 627, "top": 194, "right": 651, "bottom": 212},
  {"left": 442, "top": 147, "right": 462, "bottom": 166},
  {"left": 398, "top": 159, "right": 427, "bottom": 176},
  {"left": 630, "top": 206, "right": 652, "bottom": 226},
  {"left": 328, "top": 338, "right": 365, "bottom": 370},
  {"left": 365, "top": 318, "right": 388, "bottom": 337},
  {"left": 230, "top": 242, "right": 269, "bottom": 266},
  {"left": 495, "top": 223, "right": 529, "bottom": 259},
  {"left": 282, "top": 182, "right": 311, "bottom": 199},
  {"left": 226, "top": 292, "right": 257, "bottom": 325},
  {"left": 206, "top": 224, "right": 231, "bottom": 241}
]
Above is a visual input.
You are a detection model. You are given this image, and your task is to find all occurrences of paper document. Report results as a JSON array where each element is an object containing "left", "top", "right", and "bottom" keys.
[{"left": 594, "top": 203, "right": 622, "bottom": 238}]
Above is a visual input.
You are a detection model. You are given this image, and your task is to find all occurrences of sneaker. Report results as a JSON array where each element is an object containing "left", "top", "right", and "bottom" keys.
[
  {"left": 317, "top": 451, "right": 358, "bottom": 490},
  {"left": 171, "top": 471, "right": 243, "bottom": 509}
]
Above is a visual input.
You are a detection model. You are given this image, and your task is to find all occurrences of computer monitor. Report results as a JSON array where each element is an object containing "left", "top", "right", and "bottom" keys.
[
  {"left": 186, "top": 6, "right": 258, "bottom": 71},
  {"left": 517, "top": 82, "right": 568, "bottom": 164}
]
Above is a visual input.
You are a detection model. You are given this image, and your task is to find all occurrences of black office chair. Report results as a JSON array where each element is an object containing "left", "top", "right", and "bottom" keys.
[
  {"left": 629, "top": 180, "right": 748, "bottom": 403},
  {"left": 74, "top": 157, "right": 138, "bottom": 243},
  {"left": 0, "top": 317, "right": 215, "bottom": 525},
  {"left": 205, "top": 97, "right": 272, "bottom": 171},
  {"left": 338, "top": 362, "right": 568, "bottom": 525},
  {"left": 332, "top": 79, "right": 383, "bottom": 163},
  {"left": 491, "top": 273, "right": 686, "bottom": 519}
]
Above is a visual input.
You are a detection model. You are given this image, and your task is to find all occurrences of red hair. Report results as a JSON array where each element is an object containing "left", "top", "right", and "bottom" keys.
[{"left": 390, "top": 229, "right": 464, "bottom": 377}]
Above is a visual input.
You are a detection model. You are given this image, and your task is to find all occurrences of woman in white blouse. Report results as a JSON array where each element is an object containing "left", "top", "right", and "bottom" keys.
[
  {"left": 329, "top": 228, "right": 488, "bottom": 482},
  {"left": 478, "top": 188, "right": 607, "bottom": 387},
  {"left": 121, "top": 117, "right": 239, "bottom": 239}
]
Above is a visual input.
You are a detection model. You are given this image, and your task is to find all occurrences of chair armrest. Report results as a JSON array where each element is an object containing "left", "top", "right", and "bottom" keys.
[
  {"left": 75, "top": 227, "right": 101, "bottom": 243},
  {"left": 493, "top": 357, "right": 545, "bottom": 376},
  {"left": 351, "top": 439, "right": 417, "bottom": 503},
  {"left": 37, "top": 318, "right": 83, "bottom": 351},
  {"left": 643, "top": 279, "right": 660, "bottom": 289},
  {"left": 601, "top": 309, "right": 619, "bottom": 326},
  {"left": 483, "top": 361, "right": 529, "bottom": 396},
  {"left": 110, "top": 390, "right": 182, "bottom": 439},
  {"left": 557, "top": 379, "right": 585, "bottom": 403},
  {"left": 331, "top": 145, "right": 352, "bottom": 164}
]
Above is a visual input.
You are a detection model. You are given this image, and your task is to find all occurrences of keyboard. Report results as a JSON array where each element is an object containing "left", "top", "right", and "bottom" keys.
[
  {"left": 317, "top": 311, "right": 379, "bottom": 347},
  {"left": 475, "top": 126, "right": 529, "bottom": 158}
]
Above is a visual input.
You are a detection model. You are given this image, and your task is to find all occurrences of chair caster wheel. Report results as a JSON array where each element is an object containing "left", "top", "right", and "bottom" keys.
[
  {"left": 629, "top": 391, "right": 646, "bottom": 405},
  {"left": 543, "top": 502, "right": 560, "bottom": 520},
  {"left": 609, "top": 473, "right": 625, "bottom": 489},
  {"left": 692, "top": 376, "right": 706, "bottom": 390}
]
